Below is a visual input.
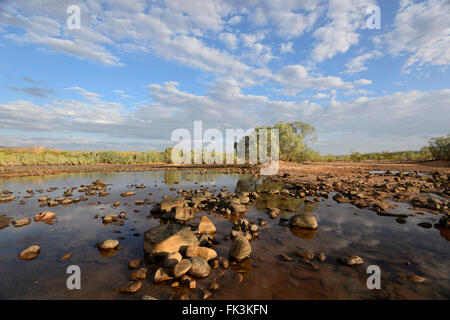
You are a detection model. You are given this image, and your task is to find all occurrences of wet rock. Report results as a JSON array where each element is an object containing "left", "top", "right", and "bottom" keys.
[
  {"left": 417, "top": 222, "right": 432, "bottom": 229},
  {"left": 61, "top": 254, "right": 71, "bottom": 260},
  {"left": 340, "top": 255, "right": 364, "bottom": 266},
  {"left": 188, "top": 257, "right": 211, "bottom": 278},
  {"left": 289, "top": 214, "right": 318, "bottom": 230},
  {"left": 229, "top": 236, "right": 251, "bottom": 262},
  {"left": 131, "top": 268, "right": 147, "bottom": 280},
  {"left": 18, "top": 245, "right": 40, "bottom": 260},
  {"left": 396, "top": 217, "right": 407, "bottom": 224},
  {"left": 0, "top": 195, "right": 15, "bottom": 203},
  {"left": 173, "top": 259, "right": 192, "bottom": 278},
  {"left": 154, "top": 268, "right": 173, "bottom": 282},
  {"left": 34, "top": 211, "right": 56, "bottom": 222},
  {"left": 38, "top": 196, "right": 51, "bottom": 202},
  {"left": 186, "top": 246, "right": 217, "bottom": 261},
  {"left": 160, "top": 196, "right": 185, "bottom": 212},
  {"left": 238, "top": 196, "right": 250, "bottom": 204},
  {"left": 142, "top": 295, "right": 158, "bottom": 300},
  {"left": 268, "top": 208, "right": 280, "bottom": 219},
  {"left": 116, "top": 280, "right": 142, "bottom": 293},
  {"left": 102, "top": 214, "right": 119, "bottom": 223},
  {"left": 198, "top": 216, "right": 216, "bottom": 234},
  {"left": 99, "top": 239, "right": 119, "bottom": 250},
  {"left": 128, "top": 259, "right": 141, "bottom": 269},
  {"left": 164, "top": 252, "right": 182, "bottom": 268},
  {"left": 437, "top": 214, "right": 450, "bottom": 228},
  {"left": 120, "top": 191, "right": 135, "bottom": 197},
  {"left": 12, "top": 218, "right": 31, "bottom": 227},
  {"left": 202, "top": 289, "right": 212, "bottom": 300},
  {"left": 408, "top": 274, "right": 426, "bottom": 283},
  {"left": 280, "top": 254, "right": 292, "bottom": 261},
  {"left": 143, "top": 224, "right": 198, "bottom": 256},
  {"left": 295, "top": 250, "right": 314, "bottom": 260},
  {"left": 317, "top": 252, "right": 326, "bottom": 262}
]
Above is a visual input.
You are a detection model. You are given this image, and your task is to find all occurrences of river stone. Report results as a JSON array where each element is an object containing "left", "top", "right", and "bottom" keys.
[
  {"left": 116, "top": 280, "right": 142, "bottom": 293},
  {"left": 164, "top": 252, "right": 182, "bottom": 268},
  {"left": 102, "top": 214, "right": 119, "bottom": 223},
  {"left": 340, "top": 255, "right": 364, "bottom": 266},
  {"left": 18, "top": 245, "right": 40, "bottom": 260},
  {"left": 120, "top": 191, "right": 135, "bottom": 197},
  {"left": 130, "top": 268, "right": 147, "bottom": 280},
  {"left": 160, "top": 196, "right": 185, "bottom": 212},
  {"left": 154, "top": 268, "right": 173, "bottom": 282},
  {"left": 186, "top": 246, "right": 217, "bottom": 261},
  {"left": 143, "top": 224, "right": 198, "bottom": 255},
  {"left": 173, "top": 259, "right": 192, "bottom": 278},
  {"left": 289, "top": 214, "right": 318, "bottom": 230},
  {"left": 34, "top": 211, "right": 56, "bottom": 222},
  {"left": 0, "top": 195, "right": 15, "bottom": 203},
  {"left": 38, "top": 196, "right": 50, "bottom": 202},
  {"left": 198, "top": 216, "right": 216, "bottom": 234},
  {"left": 100, "top": 239, "right": 119, "bottom": 250},
  {"left": 238, "top": 196, "right": 250, "bottom": 204},
  {"left": 229, "top": 236, "right": 251, "bottom": 262},
  {"left": 188, "top": 257, "right": 211, "bottom": 278},
  {"left": 12, "top": 218, "right": 31, "bottom": 227}
]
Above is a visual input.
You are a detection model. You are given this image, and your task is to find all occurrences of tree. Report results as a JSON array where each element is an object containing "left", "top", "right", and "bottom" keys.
[
  {"left": 428, "top": 135, "right": 450, "bottom": 160},
  {"left": 237, "top": 121, "right": 318, "bottom": 162}
]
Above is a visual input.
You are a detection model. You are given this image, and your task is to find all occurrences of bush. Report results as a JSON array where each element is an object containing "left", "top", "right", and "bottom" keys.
[{"left": 428, "top": 135, "right": 450, "bottom": 160}]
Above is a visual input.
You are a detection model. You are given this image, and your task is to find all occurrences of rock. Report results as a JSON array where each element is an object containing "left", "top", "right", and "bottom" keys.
[
  {"left": 99, "top": 239, "right": 119, "bottom": 250},
  {"left": 229, "top": 236, "right": 251, "bottom": 262},
  {"left": 188, "top": 257, "right": 211, "bottom": 278},
  {"left": 188, "top": 279, "right": 196, "bottom": 289},
  {"left": 417, "top": 222, "right": 432, "bottom": 229},
  {"left": 317, "top": 252, "right": 326, "bottom": 262},
  {"left": 209, "top": 282, "right": 220, "bottom": 290},
  {"left": 396, "top": 217, "right": 407, "bottom": 224},
  {"left": 289, "top": 214, "right": 318, "bottom": 230},
  {"left": 18, "top": 245, "right": 40, "bottom": 260},
  {"left": 143, "top": 224, "right": 198, "bottom": 256},
  {"left": 280, "top": 254, "right": 292, "bottom": 261},
  {"left": 154, "top": 268, "right": 173, "bottom": 282},
  {"left": 295, "top": 250, "right": 314, "bottom": 260},
  {"left": 185, "top": 246, "right": 217, "bottom": 261},
  {"left": 230, "top": 201, "right": 246, "bottom": 214},
  {"left": 340, "top": 255, "right": 364, "bottom": 266},
  {"left": 128, "top": 259, "right": 141, "bottom": 269},
  {"left": 249, "top": 224, "right": 258, "bottom": 232},
  {"left": 160, "top": 196, "right": 185, "bottom": 212},
  {"left": 131, "top": 268, "right": 147, "bottom": 280},
  {"left": 11, "top": 218, "right": 31, "bottom": 227},
  {"left": 61, "top": 254, "right": 71, "bottom": 260},
  {"left": 38, "top": 196, "right": 50, "bottom": 202},
  {"left": 173, "top": 259, "right": 192, "bottom": 278},
  {"left": 238, "top": 196, "right": 250, "bottom": 204},
  {"left": 268, "top": 208, "right": 280, "bottom": 219},
  {"left": 0, "top": 195, "right": 15, "bottom": 203},
  {"left": 34, "top": 211, "right": 56, "bottom": 222},
  {"left": 198, "top": 216, "right": 216, "bottom": 234},
  {"left": 202, "top": 290, "right": 212, "bottom": 300},
  {"left": 141, "top": 295, "right": 158, "bottom": 300},
  {"left": 164, "top": 252, "right": 182, "bottom": 268},
  {"left": 116, "top": 280, "right": 142, "bottom": 293},
  {"left": 102, "top": 214, "right": 119, "bottom": 223},
  {"left": 437, "top": 214, "right": 450, "bottom": 228},
  {"left": 408, "top": 274, "right": 426, "bottom": 283},
  {"left": 120, "top": 191, "right": 135, "bottom": 197}
]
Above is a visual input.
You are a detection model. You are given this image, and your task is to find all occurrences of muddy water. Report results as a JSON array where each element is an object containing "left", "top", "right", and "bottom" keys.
[{"left": 0, "top": 171, "right": 448, "bottom": 300}]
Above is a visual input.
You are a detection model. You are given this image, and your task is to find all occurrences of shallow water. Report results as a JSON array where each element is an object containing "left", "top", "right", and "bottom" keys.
[{"left": 0, "top": 171, "right": 448, "bottom": 300}]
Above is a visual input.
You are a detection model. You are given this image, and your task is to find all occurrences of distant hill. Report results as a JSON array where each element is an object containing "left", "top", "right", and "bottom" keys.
[{"left": 0, "top": 146, "right": 61, "bottom": 153}]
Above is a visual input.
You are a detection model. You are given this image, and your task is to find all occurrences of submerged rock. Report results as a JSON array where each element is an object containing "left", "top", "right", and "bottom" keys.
[
  {"left": 143, "top": 224, "right": 198, "bottom": 255},
  {"left": 116, "top": 280, "right": 142, "bottom": 293}
]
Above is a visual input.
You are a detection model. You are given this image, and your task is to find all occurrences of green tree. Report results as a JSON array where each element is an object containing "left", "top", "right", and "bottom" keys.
[{"left": 428, "top": 135, "right": 450, "bottom": 160}]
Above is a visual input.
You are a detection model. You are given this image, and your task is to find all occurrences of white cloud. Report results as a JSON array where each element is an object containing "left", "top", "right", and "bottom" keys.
[
  {"left": 343, "top": 51, "right": 382, "bottom": 74},
  {"left": 378, "top": 0, "right": 450, "bottom": 71},
  {"left": 219, "top": 32, "right": 238, "bottom": 51},
  {"left": 280, "top": 42, "right": 293, "bottom": 54},
  {"left": 311, "top": 0, "right": 377, "bottom": 62}
]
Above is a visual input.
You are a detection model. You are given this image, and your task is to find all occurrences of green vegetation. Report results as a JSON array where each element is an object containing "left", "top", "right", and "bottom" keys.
[
  {"left": 0, "top": 126, "right": 448, "bottom": 166},
  {"left": 0, "top": 149, "right": 166, "bottom": 166}
]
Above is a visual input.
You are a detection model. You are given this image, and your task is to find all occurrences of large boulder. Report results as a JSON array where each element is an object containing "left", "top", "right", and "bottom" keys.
[
  {"left": 143, "top": 224, "right": 198, "bottom": 255},
  {"left": 289, "top": 214, "right": 318, "bottom": 230},
  {"left": 229, "top": 236, "right": 251, "bottom": 262},
  {"left": 160, "top": 196, "right": 186, "bottom": 212}
]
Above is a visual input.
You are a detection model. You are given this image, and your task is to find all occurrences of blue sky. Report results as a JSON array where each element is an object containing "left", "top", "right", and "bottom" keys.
[{"left": 0, "top": 0, "right": 449, "bottom": 154}]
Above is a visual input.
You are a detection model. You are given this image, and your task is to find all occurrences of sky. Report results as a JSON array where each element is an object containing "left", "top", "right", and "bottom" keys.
[{"left": 0, "top": 0, "right": 449, "bottom": 155}]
